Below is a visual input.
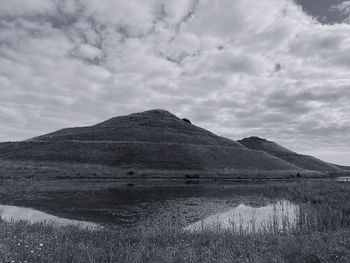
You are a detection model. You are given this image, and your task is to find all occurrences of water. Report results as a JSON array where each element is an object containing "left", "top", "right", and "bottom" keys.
[
  {"left": 0, "top": 182, "right": 248, "bottom": 227},
  {"left": 0, "top": 204, "right": 99, "bottom": 229},
  {"left": 0, "top": 180, "right": 346, "bottom": 232},
  {"left": 312, "top": 176, "right": 350, "bottom": 182},
  {"left": 185, "top": 200, "right": 299, "bottom": 233},
  {"left": 336, "top": 176, "right": 350, "bottom": 182}
]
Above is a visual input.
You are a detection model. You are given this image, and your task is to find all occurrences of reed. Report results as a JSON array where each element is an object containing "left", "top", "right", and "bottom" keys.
[
  {"left": 0, "top": 181, "right": 349, "bottom": 262},
  {"left": 0, "top": 218, "right": 349, "bottom": 263}
]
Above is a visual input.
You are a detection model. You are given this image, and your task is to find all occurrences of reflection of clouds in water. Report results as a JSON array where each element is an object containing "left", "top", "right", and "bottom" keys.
[
  {"left": 185, "top": 200, "right": 299, "bottom": 233},
  {"left": 0, "top": 204, "right": 99, "bottom": 230}
]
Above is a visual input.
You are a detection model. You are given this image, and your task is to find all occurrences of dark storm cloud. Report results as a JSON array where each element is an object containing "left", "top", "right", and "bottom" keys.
[
  {"left": 0, "top": 0, "right": 350, "bottom": 164},
  {"left": 295, "top": 0, "right": 350, "bottom": 24}
]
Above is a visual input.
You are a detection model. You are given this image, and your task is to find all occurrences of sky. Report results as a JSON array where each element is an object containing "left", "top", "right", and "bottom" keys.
[{"left": 0, "top": 0, "right": 350, "bottom": 165}]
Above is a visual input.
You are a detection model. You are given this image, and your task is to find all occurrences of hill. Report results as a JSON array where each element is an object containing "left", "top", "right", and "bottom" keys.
[
  {"left": 0, "top": 109, "right": 303, "bottom": 175},
  {"left": 31, "top": 110, "right": 243, "bottom": 147},
  {"left": 238, "top": 137, "right": 342, "bottom": 172}
]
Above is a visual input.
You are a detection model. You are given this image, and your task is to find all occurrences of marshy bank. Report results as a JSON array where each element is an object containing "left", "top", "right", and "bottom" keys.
[
  {"left": 0, "top": 212, "right": 349, "bottom": 262},
  {"left": 0, "top": 180, "right": 349, "bottom": 262}
]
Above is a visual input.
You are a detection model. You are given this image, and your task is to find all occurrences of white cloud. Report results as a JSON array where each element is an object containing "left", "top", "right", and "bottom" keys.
[
  {"left": 0, "top": 0, "right": 56, "bottom": 16},
  {"left": 75, "top": 43, "right": 102, "bottom": 60},
  {"left": 184, "top": 0, "right": 293, "bottom": 39},
  {"left": 0, "top": 0, "right": 350, "bottom": 165},
  {"left": 77, "top": 0, "right": 158, "bottom": 36}
]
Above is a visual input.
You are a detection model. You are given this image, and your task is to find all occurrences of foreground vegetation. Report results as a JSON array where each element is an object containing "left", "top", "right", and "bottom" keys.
[
  {"left": 0, "top": 219, "right": 349, "bottom": 263},
  {"left": 0, "top": 180, "right": 349, "bottom": 262}
]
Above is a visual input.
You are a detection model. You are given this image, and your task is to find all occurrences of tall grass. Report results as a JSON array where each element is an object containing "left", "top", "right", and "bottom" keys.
[
  {"left": 186, "top": 201, "right": 348, "bottom": 235},
  {"left": 1, "top": 196, "right": 349, "bottom": 262},
  {"left": 0, "top": 181, "right": 349, "bottom": 262},
  {"left": 0, "top": 219, "right": 349, "bottom": 263}
]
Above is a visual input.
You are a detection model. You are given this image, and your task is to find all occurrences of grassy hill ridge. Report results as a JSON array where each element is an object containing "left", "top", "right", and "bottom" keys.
[
  {"left": 238, "top": 137, "right": 343, "bottom": 172},
  {"left": 0, "top": 109, "right": 347, "bottom": 176}
]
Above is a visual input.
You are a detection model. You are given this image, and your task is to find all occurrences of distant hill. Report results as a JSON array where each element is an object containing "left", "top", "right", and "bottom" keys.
[
  {"left": 0, "top": 109, "right": 347, "bottom": 177},
  {"left": 238, "top": 137, "right": 342, "bottom": 172}
]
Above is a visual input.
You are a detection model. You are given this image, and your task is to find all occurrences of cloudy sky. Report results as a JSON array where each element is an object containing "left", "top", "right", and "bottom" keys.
[{"left": 1, "top": 0, "right": 350, "bottom": 165}]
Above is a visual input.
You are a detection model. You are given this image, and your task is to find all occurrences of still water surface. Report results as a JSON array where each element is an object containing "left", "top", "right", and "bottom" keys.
[
  {"left": 0, "top": 178, "right": 347, "bottom": 232},
  {"left": 336, "top": 176, "right": 350, "bottom": 182},
  {"left": 0, "top": 200, "right": 299, "bottom": 233}
]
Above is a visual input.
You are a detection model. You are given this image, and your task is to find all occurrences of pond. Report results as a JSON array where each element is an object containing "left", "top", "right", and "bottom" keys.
[
  {"left": 0, "top": 179, "right": 347, "bottom": 233},
  {"left": 0, "top": 199, "right": 301, "bottom": 233}
]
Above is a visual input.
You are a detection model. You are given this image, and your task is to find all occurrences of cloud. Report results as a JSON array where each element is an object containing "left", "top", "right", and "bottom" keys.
[
  {"left": 331, "top": 1, "right": 350, "bottom": 15},
  {"left": 0, "top": 0, "right": 350, "bottom": 165},
  {"left": 331, "top": 1, "right": 350, "bottom": 23},
  {"left": 294, "top": 0, "right": 350, "bottom": 24},
  {"left": 0, "top": 0, "right": 57, "bottom": 17}
]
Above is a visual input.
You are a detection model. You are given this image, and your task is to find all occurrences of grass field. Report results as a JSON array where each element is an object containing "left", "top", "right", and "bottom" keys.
[
  {"left": 0, "top": 181, "right": 349, "bottom": 262},
  {"left": 0, "top": 219, "right": 349, "bottom": 263},
  {"left": 0, "top": 159, "right": 338, "bottom": 181}
]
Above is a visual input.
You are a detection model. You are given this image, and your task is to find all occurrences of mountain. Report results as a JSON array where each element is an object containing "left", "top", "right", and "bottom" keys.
[
  {"left": 0, "top": 109, "right": 346, "bottom": 176},
  {"left": 0, "top": 109, "right": 301, "bottom": 174},
  {"left": 31, "top": 109, "right": 244, "bottom": 147},
  {"left": 238, "top": 137, "right": 342, "bottom": 172}
]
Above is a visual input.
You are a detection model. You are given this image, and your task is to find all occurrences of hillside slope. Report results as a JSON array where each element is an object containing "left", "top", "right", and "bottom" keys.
[
  {"left": 238, "top": 137, "right": 342, "bottom": 172},
  {"left": 0, "top": 110, "right": 300, "bottom": 173},
  {"left": 31, "top": 110, "right": 242, "bottom": 147}
]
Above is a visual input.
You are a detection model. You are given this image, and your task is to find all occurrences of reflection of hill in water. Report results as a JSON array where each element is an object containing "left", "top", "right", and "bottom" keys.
[
  {"left": 0, "top": 182, "right": 346, "bottom": 231},
  {"left": 185, "top": 200, "right": 299, "bottom": 233},
  {"left": 0, "top": 184, "right": 242, "bottom": 227}
]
